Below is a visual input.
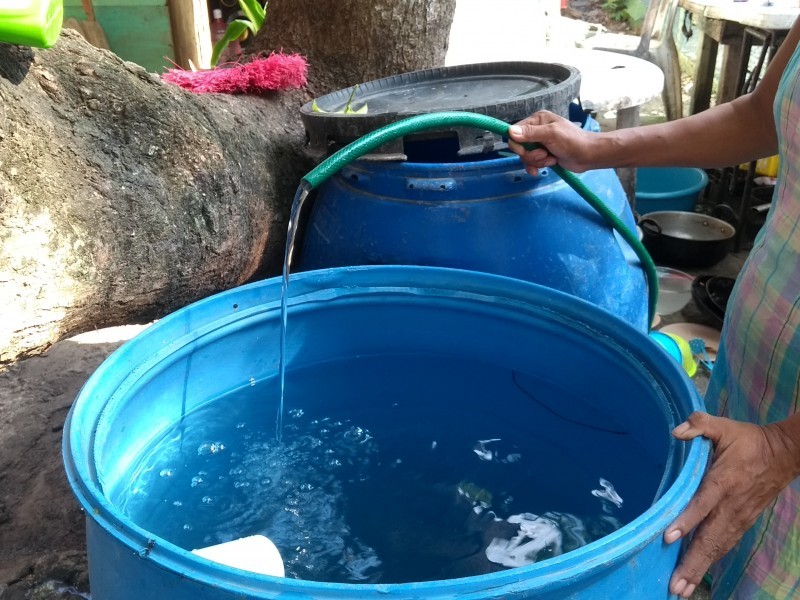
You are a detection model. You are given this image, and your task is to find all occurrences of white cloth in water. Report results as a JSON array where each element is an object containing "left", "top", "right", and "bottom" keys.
[{"left": 485, "top": 513, "right": 563, "bottom": 567}]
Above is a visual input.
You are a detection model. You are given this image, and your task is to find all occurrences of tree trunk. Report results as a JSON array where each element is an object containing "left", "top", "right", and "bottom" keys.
[
  {"left": 1, "top": 1, "right": 457, "bottom": 364},
  {"left": 0, "top": 30, "right": 314, "bottom": 364},
  {"left": 252, "top": 0, "right": 457, "bottom": 94}
]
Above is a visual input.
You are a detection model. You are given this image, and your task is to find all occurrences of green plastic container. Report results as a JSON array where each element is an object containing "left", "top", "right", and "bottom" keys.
[{"left": 0, "top": 0, "right": 63, "bottom": 48}]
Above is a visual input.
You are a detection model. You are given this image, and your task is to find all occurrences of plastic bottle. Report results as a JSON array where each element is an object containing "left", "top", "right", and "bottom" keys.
[
  {"left": 210, "top": 8, "right": 241, "bottom": 64},
  {"left": 0, "top": 0, "right": 64, "bottom": 48},
  {"left": 210, "top": 9, "right": 227, "bottom": 44}
]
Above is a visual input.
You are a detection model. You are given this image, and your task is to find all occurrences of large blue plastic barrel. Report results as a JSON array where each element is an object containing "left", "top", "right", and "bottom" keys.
[
  {"left": 64, "top": 266, "right": 707, "bottom": 600},
  {"left": 298, "top": 154, "right": 648, "bottom": 331}
]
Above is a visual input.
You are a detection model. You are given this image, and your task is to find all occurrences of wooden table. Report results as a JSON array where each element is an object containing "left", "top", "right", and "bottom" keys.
[{"left": 678, "top": 0, "right": 799, "bottom": 113}]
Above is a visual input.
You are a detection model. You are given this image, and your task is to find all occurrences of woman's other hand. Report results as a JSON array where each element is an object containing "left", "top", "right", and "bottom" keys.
[{"left": 664, "top": 412, "right": 800, "bottom": 598}]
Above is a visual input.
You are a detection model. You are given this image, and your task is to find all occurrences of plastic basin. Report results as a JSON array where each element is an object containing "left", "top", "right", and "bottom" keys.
[{"left": 635, "top": 168, "right": 708, "bottom": 213}]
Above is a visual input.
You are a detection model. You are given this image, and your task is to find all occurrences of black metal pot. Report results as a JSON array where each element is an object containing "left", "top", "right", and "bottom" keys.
[{"left": 638, "top": 211, "right": 736, "bottom": 268}]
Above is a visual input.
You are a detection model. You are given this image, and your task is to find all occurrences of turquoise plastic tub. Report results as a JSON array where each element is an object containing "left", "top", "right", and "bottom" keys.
[
  {"left": 63, "top": 266, "right": 708, "bottom": 599},
  {"left": 635, "top": 168, "right": 709, "bottom": 213}
]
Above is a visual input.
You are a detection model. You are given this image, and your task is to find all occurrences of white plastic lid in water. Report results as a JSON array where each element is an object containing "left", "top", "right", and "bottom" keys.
[{"left": 192, "top": 535, "right": 285, "bottom": 577}]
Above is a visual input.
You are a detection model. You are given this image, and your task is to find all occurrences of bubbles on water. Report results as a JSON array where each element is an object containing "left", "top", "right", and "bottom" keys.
[
  {"left": 197, "top": 442, "right": 226, "bottom": 456},
  {"left": 123, "top": 409, "right": 386, "bottom": 582},
  {"left": 116, "top": 388, "right": 635, "bottom": 586},
  {"left": 249, "top": 377, "right": 256, "bottom": 387},
  {"left": 343, "top": 426, "right": 372, "bottom": 444}
]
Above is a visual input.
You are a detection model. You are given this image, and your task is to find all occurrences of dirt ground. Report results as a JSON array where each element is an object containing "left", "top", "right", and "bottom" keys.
[{"left": 0, "top": 325, "right": 148, "bottom": 599}]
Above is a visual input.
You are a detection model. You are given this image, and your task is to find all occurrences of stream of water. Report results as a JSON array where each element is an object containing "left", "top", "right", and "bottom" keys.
[{"left": 277, "top": 184, "right": 312, "bottom": 442}]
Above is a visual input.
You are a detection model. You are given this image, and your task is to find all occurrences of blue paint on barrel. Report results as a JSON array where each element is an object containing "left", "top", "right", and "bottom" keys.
[
  {"left": 63, "top": 266, "right": 708, "bottom": 599},
  {"left": 298, "top": 154, "right": 648, "bottom": 331}
]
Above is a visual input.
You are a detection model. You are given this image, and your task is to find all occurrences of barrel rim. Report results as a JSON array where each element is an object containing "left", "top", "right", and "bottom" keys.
[{"left": 63, "top": 265, "right": 710, "bottom": 597}]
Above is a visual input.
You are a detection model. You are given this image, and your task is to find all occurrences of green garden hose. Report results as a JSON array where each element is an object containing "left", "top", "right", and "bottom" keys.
[{"left": 302, "top": 111, "right": 658, "bottom": 328}]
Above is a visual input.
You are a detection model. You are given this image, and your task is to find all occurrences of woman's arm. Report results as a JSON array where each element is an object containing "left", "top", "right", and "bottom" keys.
[{"left": 507, "top": 18, "right": 800, "bottom": 174}]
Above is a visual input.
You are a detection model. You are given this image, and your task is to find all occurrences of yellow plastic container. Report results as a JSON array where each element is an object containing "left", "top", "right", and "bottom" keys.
[
  {"left": 664, "top": 333, "right": 698, "bottom": 378},
  {"left": 0, "top": 0, "right": 63, "bottom": 48},
  {"left": 740, "top": 154, "right": 780, "bottom": 178}
]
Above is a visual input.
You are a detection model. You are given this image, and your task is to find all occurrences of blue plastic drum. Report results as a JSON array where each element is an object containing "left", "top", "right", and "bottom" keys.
[
  {"left": 298, "top": 151, "right": 648, "bottom": 331},
  {"left": 64, "top": 266, "right": 708, "bottom": 600}
]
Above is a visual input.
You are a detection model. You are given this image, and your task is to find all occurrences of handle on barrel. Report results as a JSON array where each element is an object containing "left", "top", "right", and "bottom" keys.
[{"left": 301, "top": 111, "right": 659, "bottom": 329}]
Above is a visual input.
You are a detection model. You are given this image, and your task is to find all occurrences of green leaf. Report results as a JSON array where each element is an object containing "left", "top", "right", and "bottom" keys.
[
  {"left": 342, "top": 85, "right": 359, "bottom": 112},
  {"left": 344, "top": 103, "right": 368, "bottom": 114},
  {"left": 210, "top": 20, "right": 250, "bottom": 66},
  {"left": 311, "top": 99, "right": 327, "bottom": 113},
  {"left": 238, "top": 0, "right": 266, "bottom": 31}
]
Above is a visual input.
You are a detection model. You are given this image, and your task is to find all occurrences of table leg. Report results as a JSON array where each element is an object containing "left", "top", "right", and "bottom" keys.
[
  {"left": 690, "top": 32, "right": 719, "bottom": 114},
  {"left": 616, "top": 106, "right": 640, "bottom": 208},
  {"left": 717, "top": 43, "right": 745, "bottom": 104}
]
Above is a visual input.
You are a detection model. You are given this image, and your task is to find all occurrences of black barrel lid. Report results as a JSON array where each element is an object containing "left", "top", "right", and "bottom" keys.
[{"left": 300, "top": 61, "right": 580, "bottom": 161}]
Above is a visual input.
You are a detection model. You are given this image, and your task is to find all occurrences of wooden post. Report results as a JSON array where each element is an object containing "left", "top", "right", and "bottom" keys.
[
  {"left": 616, "top": 107, "right": 641, "bottom": 209},
  {"left": 167, "top": 0, "right": 212, "bottom": 69}
]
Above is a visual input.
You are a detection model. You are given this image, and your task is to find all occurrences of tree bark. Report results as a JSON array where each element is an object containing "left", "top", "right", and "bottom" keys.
[
  {"left": 1, "top": 1, "right": 457, "bottom": 365},
  {"left": 252, "top": 0, "right": 457, "bottom": 95},
  {"left": 0, "top": 30, "right": 313, "bottom": 364}
]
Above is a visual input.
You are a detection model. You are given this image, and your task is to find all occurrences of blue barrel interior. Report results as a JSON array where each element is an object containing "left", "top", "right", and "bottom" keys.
[{"left": 64, "top": 266, "right": 707, "bottom": 600}]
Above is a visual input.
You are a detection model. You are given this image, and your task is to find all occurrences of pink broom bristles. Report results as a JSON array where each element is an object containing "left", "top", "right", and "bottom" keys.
[{"left": 162, "top": 52, "right": 307, "bottom": 94}]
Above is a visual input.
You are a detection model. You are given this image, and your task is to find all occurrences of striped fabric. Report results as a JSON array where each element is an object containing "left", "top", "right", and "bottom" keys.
[{"left": 703, "top": 40, "right": 800, "bottom": 599}]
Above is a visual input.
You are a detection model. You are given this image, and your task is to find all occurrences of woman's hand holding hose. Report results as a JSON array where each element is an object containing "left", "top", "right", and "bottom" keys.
[{"left": 507, "top": 110, "right": 606, "bottom": 175}]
